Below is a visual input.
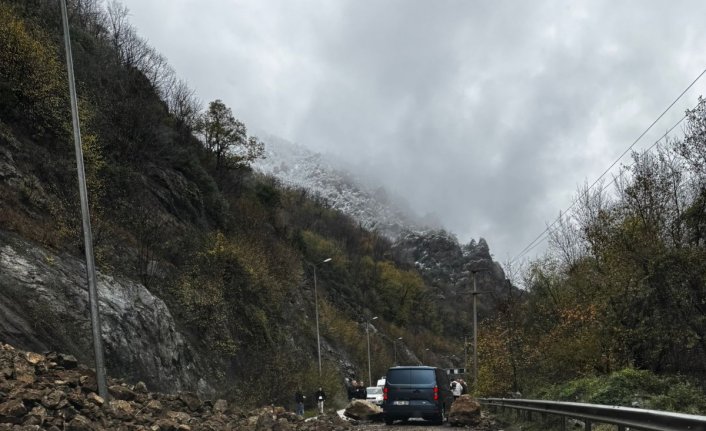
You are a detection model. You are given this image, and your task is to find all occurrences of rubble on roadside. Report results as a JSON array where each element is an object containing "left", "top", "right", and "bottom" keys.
[{"left": 0, "top": 343, "right": 352, "bottom": 431}]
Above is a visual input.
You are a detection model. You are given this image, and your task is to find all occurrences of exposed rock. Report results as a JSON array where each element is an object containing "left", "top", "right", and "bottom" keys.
[
  {"left": 449, "top": 394, "right": 482, "bottom": 426},
  {"left": 25, "top": 352, "right": 44, "bottom": 365},
  {"left": 212, "top": 399, "right": 228, "bottom": 414},
  {"left": 343, "top": 399, "right": 382, "bottom": 420},
  {"left": 165, "top": 410, "right": 191, "bottom": 423},
  {"left": 0, "top": 230, "right": 213, "bottom": 397},
  {"left": 109, "top": 384, "right": 137, "bottom": 401},
  {"left": 0, "top": 398, "right": 27, "bottom": 421},
  {"left": 66, "top": 414, "right": 93, "bottom": 431},
  {"left": 109, "top": 399, "right": 135, "bottom": 420},
  {"left": 178, "top": 392, "right": 202, "bottom": 412},
  {"left": 57, "top": 354, "right": 78, "bottom": 370}
]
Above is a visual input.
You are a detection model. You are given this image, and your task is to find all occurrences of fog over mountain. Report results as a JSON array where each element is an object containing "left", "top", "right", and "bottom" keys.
[
  {"left": 254, "top": 134, "right": 444, "bottom": 239},
  {"left": 120, "top": 0, "right": 706, "bottom": 263}
]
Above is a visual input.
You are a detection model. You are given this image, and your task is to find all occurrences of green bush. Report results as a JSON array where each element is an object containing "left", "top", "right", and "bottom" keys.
[{"left": 536, "top": 368, "right": 706, "bottom": 414}]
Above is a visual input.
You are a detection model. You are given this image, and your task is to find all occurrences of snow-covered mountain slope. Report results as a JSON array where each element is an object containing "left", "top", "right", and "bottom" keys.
[{"left": 253, "top": 134, "right": 437, "bottom": 239}]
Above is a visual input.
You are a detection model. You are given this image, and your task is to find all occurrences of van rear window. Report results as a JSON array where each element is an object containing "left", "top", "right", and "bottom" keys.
[{"left": 386, "top": 369, "right": 435, "bottom": 385}]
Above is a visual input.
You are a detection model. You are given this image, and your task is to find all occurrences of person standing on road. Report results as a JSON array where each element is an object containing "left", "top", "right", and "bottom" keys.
[
  {"left": 347, "top": 379, "right": 356, "bottom": 401},
  {"left": 315, "top": 387, "right": 326, "bottom": 414},
  {"left": 459, "top": 378, "right": 468, "bottom": 395},
  {"left": 451, "top": 379, "right": 462, "bottom": 400},
  {"left": 355, "top": 381, "right": 367, "bottom": 399},
  {"left": 295, "top": 389, "right": 305, "bottom": 416}
]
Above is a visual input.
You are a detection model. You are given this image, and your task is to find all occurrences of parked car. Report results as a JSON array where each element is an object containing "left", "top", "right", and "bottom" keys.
[
  {"left": 366, "top": 386, "right": 383, "bottom": 405},
  {"left": 382, "top": 366, "right": 453, "bottom": 425}
]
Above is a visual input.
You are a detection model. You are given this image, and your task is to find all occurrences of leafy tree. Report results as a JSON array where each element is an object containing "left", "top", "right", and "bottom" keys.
[
  {"left": 0, "top": 3, "right": 67, "bottom": 135},
  {"left": 195, "top": 99, "right": 264, "bottom": 175}
]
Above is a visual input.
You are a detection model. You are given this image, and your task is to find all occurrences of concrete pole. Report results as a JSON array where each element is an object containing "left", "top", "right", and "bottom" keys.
[
  {"left": 314, "top": 265, "right": 321, "bottom": 377},
  {"left": 394, "top": 340, "right": 397, "bottom": 365},
  {"left": 60, "top": 0, "right": 108, "bottom": 401},
  {"left": 472, "top": 270, "right": 478, "bottom": 392},
  {"left": 311, "top": 258, "right": 331, "bottom": 378},
  {"left": 366, "top": 322, "right": 371, "bottom": 384},
  {"left": 464, "top": 335, "right": 468, "bottom": 373},
  {"left": 366, "top": 316, "right": 377, "bottom": 385}
]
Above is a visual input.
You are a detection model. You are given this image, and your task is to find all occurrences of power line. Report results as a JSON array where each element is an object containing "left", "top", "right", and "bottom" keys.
[
  {"left": 511, "top": 68, "right": 706, "bottom": 265},
  {"left": 512, "top": 112, "right": 689, "bottom": 266}
]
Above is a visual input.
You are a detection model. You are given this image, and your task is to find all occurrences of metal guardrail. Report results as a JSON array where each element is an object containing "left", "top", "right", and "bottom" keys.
[{"left": 480, "top": 398, "right": 706, "bottom": 431}]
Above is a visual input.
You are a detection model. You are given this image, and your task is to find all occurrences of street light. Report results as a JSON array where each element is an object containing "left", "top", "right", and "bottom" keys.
[
  {"left": 366, "top": 316, "right": 378, "bottom": 384},
  {"left": 309, "top": 257, "right": 332, "bottom": 377},
  {"left": 394, "top": 337, "right": 403, "bottom": 365}
]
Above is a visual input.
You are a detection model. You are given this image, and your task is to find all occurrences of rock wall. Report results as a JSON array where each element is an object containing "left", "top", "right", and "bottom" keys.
[{"left": 0, "top": 230, "right": 212, "bottom": 397}]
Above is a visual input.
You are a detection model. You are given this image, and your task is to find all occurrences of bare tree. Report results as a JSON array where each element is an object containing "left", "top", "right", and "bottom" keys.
[
  {"left": 548, "top": 211, "right": 585, "bottom": 270},
  {"left": 166, "top": 79, "right": 202, "bottom": 129}
]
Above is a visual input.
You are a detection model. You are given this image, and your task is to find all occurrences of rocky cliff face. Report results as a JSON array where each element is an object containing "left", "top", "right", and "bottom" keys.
[
  {"left": 391, "top": 230, "right": 508, "bottom": 336},
  {"left": 0, "top": 231, "right": 212, "bottom": 397}
]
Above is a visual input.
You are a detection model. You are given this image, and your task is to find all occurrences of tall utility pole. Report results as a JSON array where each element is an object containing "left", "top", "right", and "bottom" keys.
[
  {"left": 60, "top": 0, "right": 108, "bottom": 400},
  {"left": 471, "top": 270, "right": 479, "bottom": 392},
  {"left": 394, "top": 337, "right": 402, "bottom": 365},
  {"left": 464, "top": 335, "right": 468, "bottom": 374},
  {"left": 366, "top": 316, "right": 378, "bottom": 385},
  {"left": 310, "top": 258, "right": 331, "bottom": 377}
]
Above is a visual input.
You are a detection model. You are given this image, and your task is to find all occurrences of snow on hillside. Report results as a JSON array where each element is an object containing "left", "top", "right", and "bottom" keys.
[{"left": 253, "top": 134, "right": 435, "bottom": 239}]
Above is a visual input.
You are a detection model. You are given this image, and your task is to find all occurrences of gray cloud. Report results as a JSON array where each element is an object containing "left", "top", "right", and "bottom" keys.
[{"left": 122, "top": 0, "right": 706, "bottom": 262}]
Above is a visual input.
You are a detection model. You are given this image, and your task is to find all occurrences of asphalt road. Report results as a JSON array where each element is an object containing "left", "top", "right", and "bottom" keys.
[{"left": 352, "top": 414, "right": 510, "bottom": 431}]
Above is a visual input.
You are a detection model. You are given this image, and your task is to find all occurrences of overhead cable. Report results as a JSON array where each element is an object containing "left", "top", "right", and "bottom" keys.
[{"left": 511, "top": 68, "right": 706, "bottom": 264}]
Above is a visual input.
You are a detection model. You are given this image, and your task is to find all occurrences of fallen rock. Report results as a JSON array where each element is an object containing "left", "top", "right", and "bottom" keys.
[
  {"left": 0, "top": 399, "right": 27, "bottom": 421},
  {"left": 343, "top": 399, "right": 383, "bottom": 420},
  {"left": 109, "top": 384, "right": 136, "bottom": 401},
  {"left": 0, "top": 342, "right": 359, "bottom": 431},
  {"left": 178, "top": 392, "right": 202, "bottom": 412},
  {"left": 66, "top": 414, "right": 93, "bottom": 431},
  {"left": 213, "top": 398, "right": 228, "bottom": 414},
  {"left": 449, "top": 394, "right": 482, "bottom": 426}
]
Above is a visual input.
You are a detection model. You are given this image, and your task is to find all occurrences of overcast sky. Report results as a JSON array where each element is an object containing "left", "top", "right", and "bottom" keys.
[{"left": 120, "top": 0, "right": 706, "bottom": 264}]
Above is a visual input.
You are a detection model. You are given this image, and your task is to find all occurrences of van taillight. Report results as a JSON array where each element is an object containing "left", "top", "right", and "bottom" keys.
[
  {"left": 383, "top": 387, "right": 388, "bottom": 400},
  {"left": 433, "top": 386, "right": 439, "bottom": 401}
]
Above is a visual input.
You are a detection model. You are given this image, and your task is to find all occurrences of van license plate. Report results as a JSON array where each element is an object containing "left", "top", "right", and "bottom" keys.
[{"left": 393, "top": 401, "right": 409, "bottom": 405}]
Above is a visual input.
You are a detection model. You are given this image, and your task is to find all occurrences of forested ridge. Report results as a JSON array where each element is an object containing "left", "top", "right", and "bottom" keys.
[
  {"left": 2, "top": 0, "right": 706, "bottom": 414},
  {"left": 478, "top": 99, "right": 706, "bottom": 412},
  {"left": 0, "top": 0, "right": 471, "bottom": 406}
]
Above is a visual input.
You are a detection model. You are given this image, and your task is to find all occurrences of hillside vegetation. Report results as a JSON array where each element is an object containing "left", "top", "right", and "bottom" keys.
[
  {"left": 478, "top": 98, "right": 706, "bottom": 411},
  {"left": 3, "top": 0, "right": 705, "bottom": 414},
  {"left": 0, "top": 0, "right": 469, "bottom": 407}
]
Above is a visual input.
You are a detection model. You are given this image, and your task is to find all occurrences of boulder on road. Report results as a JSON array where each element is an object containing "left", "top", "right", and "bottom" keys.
[
  {"left": 449, "top": 394, "right": 481, "bottom": 426},
  {"left": 343, "top": 399, "right": 382, "bottom": 420}
]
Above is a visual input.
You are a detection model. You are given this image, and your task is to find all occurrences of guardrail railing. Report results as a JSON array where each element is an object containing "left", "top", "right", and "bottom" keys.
[{"left": 480, "top": 398, "right": 706, "bottom": 431}]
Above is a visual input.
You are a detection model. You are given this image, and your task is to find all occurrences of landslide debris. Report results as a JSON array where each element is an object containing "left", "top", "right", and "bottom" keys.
[{"left": 0, "top": 343, "right": 352, "bottom": 430}]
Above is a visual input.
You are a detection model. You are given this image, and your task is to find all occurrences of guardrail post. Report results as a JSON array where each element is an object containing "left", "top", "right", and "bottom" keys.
[
  {"left": 617, "top": 426, "right": 625, "bottom": 431},
  {"left": 560, "top": 416, "right": 566, "bottom": 431},
  {"left": 585, "top": 419, "right": 592, "bottom": 430}
]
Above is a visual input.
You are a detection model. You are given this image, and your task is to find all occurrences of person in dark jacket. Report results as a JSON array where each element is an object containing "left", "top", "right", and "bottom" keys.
[
  {"left": 294, "top": 389, "right": 305, "bottom": 416},
  {"left": 354, "top": 380, "right": 367, "bottom": 399},
  {"left": 347, "top": 379, "right": 356, "bottom": 401},
  {"left": 315, "top": 387, "right": 326, "bottom": 414}
]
